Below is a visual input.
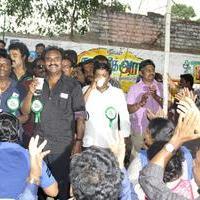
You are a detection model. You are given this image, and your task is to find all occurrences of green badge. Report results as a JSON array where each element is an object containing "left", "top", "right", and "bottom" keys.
[
  {"left": 7, "top": 92, "right": 20, "bottom": 116},
  {"left": 31, "top": 99, "right": 43, "bottom": 123},
  {"left": 105, "top": 106, "right": 117, "bottom": 128}
]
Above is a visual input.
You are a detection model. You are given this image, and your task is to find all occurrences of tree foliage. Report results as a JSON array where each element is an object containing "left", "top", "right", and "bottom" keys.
[
  {"left": 171, "top": 3, "right": 196, "bottom": 20},
  {"left": 0, "top": 0, "right": 129, "bottom": 37}
]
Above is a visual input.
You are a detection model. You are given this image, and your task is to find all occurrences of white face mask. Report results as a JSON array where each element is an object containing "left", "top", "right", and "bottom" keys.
[{"left": 97, "top": 77, "right": 106, "bottom": 87}]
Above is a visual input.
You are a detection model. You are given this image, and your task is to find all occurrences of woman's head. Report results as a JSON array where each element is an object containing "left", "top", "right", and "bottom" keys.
[
  {"left": 144, "top": 118, "right": 174, "bottom": 148},
  {"left": 147, "top": 141, "right": 184, "bottom": 183}
]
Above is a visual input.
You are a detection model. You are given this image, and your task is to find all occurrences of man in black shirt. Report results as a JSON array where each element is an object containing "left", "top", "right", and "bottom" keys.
[{"left": 21, "top": 47, "right": 85, "bottom": 199}]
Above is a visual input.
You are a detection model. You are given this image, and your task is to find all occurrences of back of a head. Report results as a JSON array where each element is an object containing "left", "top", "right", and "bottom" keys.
[
  {"left": 0, "top": 112, "right": 20, "bottom": 143},
  {"left": 70, "top": 147, "right": 122, "bottom": 200},
  {"left": 0, "top": 113, "right": 29, "bottom": 198},
  {"left": 147, "top": 141, "right": 183, "bottom": 183},
  {"left": 148, "top": 118, "right": 174, "bottom": 142}
]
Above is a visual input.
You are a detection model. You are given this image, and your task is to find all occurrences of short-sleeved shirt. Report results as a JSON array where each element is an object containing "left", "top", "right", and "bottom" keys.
[
  {"left": 82, "top": 85, "right": 130, "bottom": 148},
  {"left": 34, "top": 74, "right": 85, "bottom": 154},
  {"left": 10, "top": 70, "right": 33, "bottom": 101},
  {"left": 0, "top": 142, "right": 56, "bottom": 199},
  {"left": 0, "top": 79, "right": 20, "bottom": 116},
  {"left": 127, "top": 80, "right": 163, "bottom": 135}
]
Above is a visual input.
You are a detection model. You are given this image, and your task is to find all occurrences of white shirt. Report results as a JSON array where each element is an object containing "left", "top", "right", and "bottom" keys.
[{"left": 82, "top": 85, "right": 130, "bottom": 148}]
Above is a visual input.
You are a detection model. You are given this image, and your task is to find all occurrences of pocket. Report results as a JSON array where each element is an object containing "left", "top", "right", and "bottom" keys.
[{"left": 59, "top": 97, "right": 68, "bottom": 110}]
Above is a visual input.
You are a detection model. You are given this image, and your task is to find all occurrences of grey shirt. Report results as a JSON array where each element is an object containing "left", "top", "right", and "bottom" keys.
[
  {"left": 139, "top": 163, "right": 200, "bottom": 200},
  {"left": 34, "top": 74, "right": 85, "bottom": 154}
]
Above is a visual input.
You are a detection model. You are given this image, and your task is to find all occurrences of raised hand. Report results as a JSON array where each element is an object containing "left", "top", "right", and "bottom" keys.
[
  {"left": 175, "top": 88, "right": 197, "bottom": 102},
  {"left": 139, "top": 93, "right": 148, "bottom": 107},
  {"left": 28, "top": 135, "right": 50, "bottom": 181},
  {"left": 171, "top": 97, "right": 200, "bottom": 148}
]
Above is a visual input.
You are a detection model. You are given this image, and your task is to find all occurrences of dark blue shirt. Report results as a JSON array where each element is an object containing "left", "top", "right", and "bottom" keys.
[
  {"left": 0, "top": 79, "right": 20, "bottom": 116},
  {"left": 0, "top": 142, "right": 56, "bottom": 199}
]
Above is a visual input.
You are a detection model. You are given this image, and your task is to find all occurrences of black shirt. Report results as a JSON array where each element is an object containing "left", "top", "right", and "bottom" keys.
[{"left": 35, "top": 74, "right": 85, "bottom": 154}]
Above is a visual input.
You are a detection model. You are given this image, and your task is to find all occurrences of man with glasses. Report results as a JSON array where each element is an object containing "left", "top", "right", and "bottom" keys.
[
  {"left": 21, "top": 46, "right": 85, "bottom": 199},
  {"left": 32, "top": 57, "right": 46, "bottom": 78}
]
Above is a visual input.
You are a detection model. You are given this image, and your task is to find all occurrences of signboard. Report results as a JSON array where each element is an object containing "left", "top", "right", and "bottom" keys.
[{"left": 78, "top": 48, "right": 143, "bottom": 92}]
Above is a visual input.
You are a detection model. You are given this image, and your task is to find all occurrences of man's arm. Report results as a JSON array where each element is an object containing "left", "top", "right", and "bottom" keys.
[
  {"left": 21, "top": 80, "right": 37, "bottom": 115},
  {"left": 83, "top": 78, "right": 98, "bottom": 102},
  {"left": 139, "top": 97, "right": 200, "bottom": 200},
  {"left": 118, "top": 90, "right": 131, "bottom": 138},
  {"left": 17, "top": 183, "right": 38, "bottom": 200},
  {"left": 149, "top": 85, "right": 163, "bottom": 107},
  {"left": 18, "top": 136, "right": 51, "bottom": 200},
  {"left": 108, "top": 131, "right": 138, "bottom": 200},
  {"left": 72, "top": 116, "right": 85, "bottom": 155},
  {"left": 151, "top": 94, "right": 163, "bottom": 106},
  {"left": 71, "top": 83, "right": 86, "bottom": 154},
  {"left": 17, "top": 114, "right": 29, "bottom": 124},
  {"left": 127, "top": 93, "right": 148, "bottom": 114}
]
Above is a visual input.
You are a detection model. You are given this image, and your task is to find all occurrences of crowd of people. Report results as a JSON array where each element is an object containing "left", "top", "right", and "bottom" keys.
[{"left": 1, "top": 39, "right": 200, "bottom": 200}]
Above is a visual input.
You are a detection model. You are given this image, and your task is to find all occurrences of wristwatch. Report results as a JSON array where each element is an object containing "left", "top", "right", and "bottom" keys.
[
  {"left": 27, "top": 177, "right": 40, "bottom": 185},
  {"left": 164, "top": 143, "right": 175, "bottom": 154}
]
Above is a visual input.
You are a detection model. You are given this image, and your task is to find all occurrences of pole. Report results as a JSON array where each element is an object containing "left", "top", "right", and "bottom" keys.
[
  {"left": 3, "top": 11, "right": 6, "bottom": 41},
  {"left": 163, "top": 0, "right": 172, "bottom": 115}
]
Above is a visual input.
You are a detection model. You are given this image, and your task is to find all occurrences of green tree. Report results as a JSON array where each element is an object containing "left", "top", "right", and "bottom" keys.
[
  {"left": 171, "top": 3, "right": 196, "bottom": 20},
  {"left": 0, "top": 0, "right": 128, "bottom": 37}
]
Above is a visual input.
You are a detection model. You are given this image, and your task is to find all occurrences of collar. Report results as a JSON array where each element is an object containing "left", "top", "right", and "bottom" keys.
[{"left": 140, "top": 79, "right": 158, "bottom": 86}]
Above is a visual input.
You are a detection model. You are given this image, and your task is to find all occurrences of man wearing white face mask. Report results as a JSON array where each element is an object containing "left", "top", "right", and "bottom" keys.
[{"left": 82, "top": 61, "right": 130, "bottom": 148}]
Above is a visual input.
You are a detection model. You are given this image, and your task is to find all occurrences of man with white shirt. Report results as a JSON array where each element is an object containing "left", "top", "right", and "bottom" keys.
[{"left": 82, "top": 61, "right": 130, "bottom": 148}]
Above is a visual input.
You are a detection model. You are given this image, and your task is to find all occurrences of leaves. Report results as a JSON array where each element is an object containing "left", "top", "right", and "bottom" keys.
[
  {"left": 171, "top": 3, "right": 196, "bottom": 20},
  {"left": 1, "top": 0, "right": 128, "bottom": 36}
]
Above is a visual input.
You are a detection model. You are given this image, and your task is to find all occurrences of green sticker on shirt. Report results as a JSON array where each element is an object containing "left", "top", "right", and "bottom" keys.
[
  {"left": 7, "top": 93, "right": 20, "bottom": 116},
  {"left": 31, "top": 99, "right": 43, "bottom": 123},
  {"left": 105, "top": 106, "right": 117, "bottom": 128}
]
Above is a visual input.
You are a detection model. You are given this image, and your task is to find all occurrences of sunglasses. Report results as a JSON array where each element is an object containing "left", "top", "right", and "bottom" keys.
[{"left": 36, "top": 64, "right": 45, "bottom": 69}]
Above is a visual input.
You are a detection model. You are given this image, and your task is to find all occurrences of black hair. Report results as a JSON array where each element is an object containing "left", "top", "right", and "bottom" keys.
[
  {"left": 82, "top": 59, "right": 94, "bottom": 66},
  {"left": 8, "top": 42, "right": 30, "bottom": 59},
  {"left": 0, "top": 112, "right": 20, "bottom": 143},
  {"left": 63, "top": 55, "right": 74, "bottom": 68},
  {"left": 93, "top": 61, "right": 112, "bottom": 75},
  {"left": 70, "top": 146, "right": 123, "bottom": 200},
  {"left": 180, "top": 74, "right": 194, "bottom": 88},
  {"left": 0, "top": 49, "right": 8, "bottom": 58},
  {"left": 64, "top": 49, "right": 78, "bottom": 65},
  {"left": 32, "top": 57, "right": 45, "bottom": 69},
  {"left": 0, "top": 40, "right": 6, "bottom": 47},
  {"left": 43, "top": 46, "right": 64, "bottom": 59},
  {"left": 155, "top": 72, "right": 163, "bottom": 82},
  {"left": 148, "top": 118, "right": 174, "bottom": 142},
  {"left": 147, "top": 141, "right": 183, "bottom": 183},
  {"left": 93, "top": 55, "right": 109, "bottom": 64},
  {"left": 139, "top": 59, "right": 155, "bottom": 71},
  {"left": 35, "top": 43, "right": 45, "bottom": 48}
]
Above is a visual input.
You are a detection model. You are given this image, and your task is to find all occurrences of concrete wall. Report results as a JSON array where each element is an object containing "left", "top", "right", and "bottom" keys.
[{"left": 4, "top": 35, "right": 200, "bottom": 80}]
